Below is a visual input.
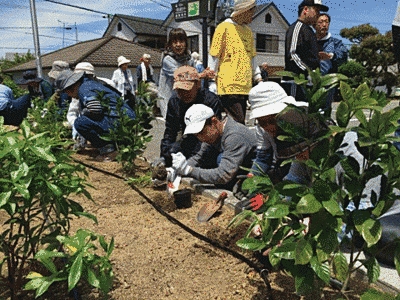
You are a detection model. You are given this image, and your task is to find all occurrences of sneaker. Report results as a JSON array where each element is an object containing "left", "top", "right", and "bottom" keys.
[{"left": 99, "top": 144, "right": 116, "bottom": 155}]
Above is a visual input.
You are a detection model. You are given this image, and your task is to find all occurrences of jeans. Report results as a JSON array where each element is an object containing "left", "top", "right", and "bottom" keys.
[
  {"left": 74, "top": 115, "right": 117, "bottom": 149},
  {"left": 0, "top": 94, "right": 31, "bottom": 126}
]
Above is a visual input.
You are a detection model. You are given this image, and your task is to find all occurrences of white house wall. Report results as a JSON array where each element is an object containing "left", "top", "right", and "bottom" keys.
[
  {"left": 109, "top": 19, "right": 137, "bottom": 42},
  {"left": 251, "top": 7, "right": 288, "bottom": 68}
]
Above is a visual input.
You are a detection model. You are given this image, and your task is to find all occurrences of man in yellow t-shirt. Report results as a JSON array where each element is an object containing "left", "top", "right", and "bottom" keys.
[{"left": 209, "top": 0, "right": 261, "bottom": 124}]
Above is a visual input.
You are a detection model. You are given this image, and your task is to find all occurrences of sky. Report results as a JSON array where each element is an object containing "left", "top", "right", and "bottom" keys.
[{"left": 0, "top": 0, "right": 398, "bottom": 60}]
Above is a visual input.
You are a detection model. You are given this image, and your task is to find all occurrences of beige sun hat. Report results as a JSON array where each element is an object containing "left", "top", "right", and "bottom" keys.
[
  {"left": 249, "top": 81, "right": 308, "bottom": 120},
  {"left": 230, "top": 0, "right": 256, "bottom": 17},
  {"left": 48, "top": 61, "right": 70, "bottom": 79},
  {"left": 117, "top": 56, "right": 131, "bottom": 67},
  {"left": 74, "top": 62, "right": 95, "bottom": 75}
]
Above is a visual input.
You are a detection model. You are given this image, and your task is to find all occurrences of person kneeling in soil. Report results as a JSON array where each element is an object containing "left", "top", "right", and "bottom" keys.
[
  {"left": 56, "top": 70, "right": 136, "bottom": 161},
  {"left": 153, "top": 66, "right": 222, "bottom": 169},
  {"left": 235, "top": 81, "right": 326, "bottom": 236},
  {"left": 171, "top": 104, "right": 257, "bottom": 190}
]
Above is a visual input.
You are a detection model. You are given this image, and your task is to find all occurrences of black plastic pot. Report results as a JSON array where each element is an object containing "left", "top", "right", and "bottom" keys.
[{"left": 173, "top": 188, "right": 192, "bottom": 209}]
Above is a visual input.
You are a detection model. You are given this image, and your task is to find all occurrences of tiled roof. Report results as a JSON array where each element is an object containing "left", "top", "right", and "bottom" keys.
[
  {"left": 4, "top": 37, "right": 163, "bottom": 73},
  {"left": 110, "top": 14, "right": 167, "bottom": 36}
]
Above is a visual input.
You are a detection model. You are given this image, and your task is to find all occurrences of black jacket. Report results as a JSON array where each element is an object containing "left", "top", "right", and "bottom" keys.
[
  {"left": 160, "top": 88, "right": 223, "bottom": 166},
  {"left": 285, "top": 20, "right": 320, "bottom": 76}
]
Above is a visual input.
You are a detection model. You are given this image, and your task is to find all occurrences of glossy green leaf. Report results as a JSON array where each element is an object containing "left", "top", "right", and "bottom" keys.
[
  {"left": 296, "top": 194, "right": 322, "bottom": 214},
  {"left": 30, "top": 146, "right": 56, "bottom": 162},
  {"left": 317, "top": 229, "right": 339, "bottom": 254},
  {"left": 264, "top": 204, "right": 290, "bottom": 218},
  {"left": 68, "top": 252, "right": 83, "bottom": 291},
  {"left": 310, "top": 257, "right": 330, "bottom": 284},
  {"left": 336, "top": 101, "right": 350, "bottom": 127},
  {"left": 363, "top": 258, "right": 380, "bottom": 283},
  {"left": 333, "top": 251, "right": 348, "bottom": 282},
  {"left": 295, "top": 239, "right": 313, "bottom": 265},
  {"left": 0, "top": 191, "right": 12, "bottom": 208},
  {"left": 322, "top": 198, "right": 344, "bottom": 216},
  {"left": 87, "top": 267, "right": 100, "bottom": 289},
  {"left": 46, "top": 182, "right": 62, "bottom": 197},
  {"left": 357, "top": 219, "right": 382, "bottom": 247},
  {"left": 236, "top": 237, "right": 267, "bottom": 251}
]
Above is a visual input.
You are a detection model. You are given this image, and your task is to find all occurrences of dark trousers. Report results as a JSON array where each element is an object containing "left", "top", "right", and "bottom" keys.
[
  {"left": 74, "top": 115, "right": 116, "bottom": 149},
  {"left": 219, "top": 94, "right": 247, "bottom": 124},
  {"left": 0, "top": 94, "right": 31, "bottom": 126}
]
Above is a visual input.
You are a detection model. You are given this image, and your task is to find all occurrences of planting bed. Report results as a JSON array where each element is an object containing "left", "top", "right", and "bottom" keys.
[{"left": 0, "top": 148, "right": 387, "bottom": 299}]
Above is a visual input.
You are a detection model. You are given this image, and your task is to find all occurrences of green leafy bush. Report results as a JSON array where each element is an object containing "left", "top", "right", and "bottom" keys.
[
  {"left": 338, "top": 60, "right": 368, "bottom": 89},
  {"left": 25, "top": 229, "right": 114, "bottom": 298},
  {"left": 0, "top": 118, "right": 113, "bottom": 298},
  {"left": 102, "top": 82, "right": 155, "bottom": 174},
  {"left": 230, "top": 69, "right": 400, "bottom": 296}
]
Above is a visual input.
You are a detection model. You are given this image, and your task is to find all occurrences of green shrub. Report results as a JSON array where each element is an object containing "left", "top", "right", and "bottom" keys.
[{"left": 230, "top": 69, "right": 400, "bottom": 297}]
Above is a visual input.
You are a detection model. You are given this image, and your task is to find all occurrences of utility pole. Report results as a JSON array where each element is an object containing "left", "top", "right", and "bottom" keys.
[
  {"left": 29, "top": 0, "right": 43, "bottom": 77},
  {"left": 75, "top": 22, "right": 78, "bottom": 43}
]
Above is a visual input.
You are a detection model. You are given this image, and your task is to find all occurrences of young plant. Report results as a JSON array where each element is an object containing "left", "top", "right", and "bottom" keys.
[
  {"left": 24, "top": 229, "right": 114, "bottom": 299},
  {"left": 101, "top": 83, "right": 155, "bottom": 174},
  {"left": 0, "top": 119, "right": 96, "bottom": 298},
  {"left": 229, "top": 69, "right": 400, "bottom": 296},
  {"left": 27, "top": 94, "right": 71, "bottom": 142}
]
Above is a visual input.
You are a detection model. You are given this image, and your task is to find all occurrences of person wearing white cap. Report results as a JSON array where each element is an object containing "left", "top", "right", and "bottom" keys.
[
  {"left": 171, "top": 103, "right": 257, "bottom": 190},
  {"left": 247, "top": 81, "right": 312, "bottom": 181},
  {"left": 282, "top": 0, "right": 329, "bottom": 102},
  {"left": 209, "top": 0, "right": 262, "bottom": 125},
  {"left": 111, "top": 56, "right": 135, "bottom": 107}
]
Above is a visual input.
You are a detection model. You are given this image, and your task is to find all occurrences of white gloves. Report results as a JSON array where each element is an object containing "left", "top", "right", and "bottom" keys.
[{"left": 171, "top": 152, "right": 192, "bottom": 176}]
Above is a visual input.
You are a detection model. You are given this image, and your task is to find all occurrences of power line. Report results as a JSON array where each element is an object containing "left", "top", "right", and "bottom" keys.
[{"left": 42, "top": 0, "right": 110, "bottom": 16}]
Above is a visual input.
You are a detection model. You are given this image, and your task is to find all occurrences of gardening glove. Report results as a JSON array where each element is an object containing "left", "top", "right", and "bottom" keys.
[
  {"left": 232, "top": 174, "right": 253, "bottom": 200},
  {"left": 242, "top": 194, "right": 264, "bottom": 212},
  {"left": 171, "top": 152, "right": 192, "bottom": 176}
]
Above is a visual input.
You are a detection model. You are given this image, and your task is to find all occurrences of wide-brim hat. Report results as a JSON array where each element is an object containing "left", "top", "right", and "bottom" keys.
[
  {"left": 298, "top": 0, "right": 329, "bottom": 12},
  {"left": 18, "top": 70, "right": 43, "bottom": 84},
  {"left": 249, "top": 81, "right": 308, "bottom": 120},
  {"left": 183, "top": 104, "right": 214, "bottom": 135},
  {"left": 118, "top": 56, "right": 131, "bottom": 67},
  {"left": 48, "top": 61, "right": 70, "bottom": 79},
  {"left": 231, "top": 0, "right": 256, "bottom": 17},
  {"left": 55, "top": 69, "right": 84, "bottom": 91}
]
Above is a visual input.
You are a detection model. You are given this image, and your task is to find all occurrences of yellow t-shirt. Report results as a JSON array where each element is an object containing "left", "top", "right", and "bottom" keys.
[{"left": 209, "top": 20, "right": 256, "bottom": 95}]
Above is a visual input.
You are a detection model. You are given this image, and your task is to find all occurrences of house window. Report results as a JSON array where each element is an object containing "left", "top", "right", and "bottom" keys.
[
  {"left": 117, "top": 23, "right": 122, "bottom": 31},
  {"left": 187, "top": 35, "right": 199, "bottom": 54},
  {"left": 256, "top": 34, "right": 279, "bottom": 53},
  {"left": 265, "top": 13, "right": 271, "bottom": 23}
]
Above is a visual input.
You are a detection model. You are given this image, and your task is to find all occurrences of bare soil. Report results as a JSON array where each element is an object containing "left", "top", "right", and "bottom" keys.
[{"left": 0, "top": 148, "right": 382, "bottom": 299}]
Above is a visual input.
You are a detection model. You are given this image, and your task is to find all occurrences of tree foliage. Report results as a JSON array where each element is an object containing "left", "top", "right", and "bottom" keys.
[{"left": 340, "top": 24, "right": 398, "bottom": 95}]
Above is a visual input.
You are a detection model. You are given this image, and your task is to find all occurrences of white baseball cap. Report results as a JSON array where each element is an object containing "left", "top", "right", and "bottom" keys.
[{"left": 183, "top": 104, "right": 214, "bottom": 135}]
